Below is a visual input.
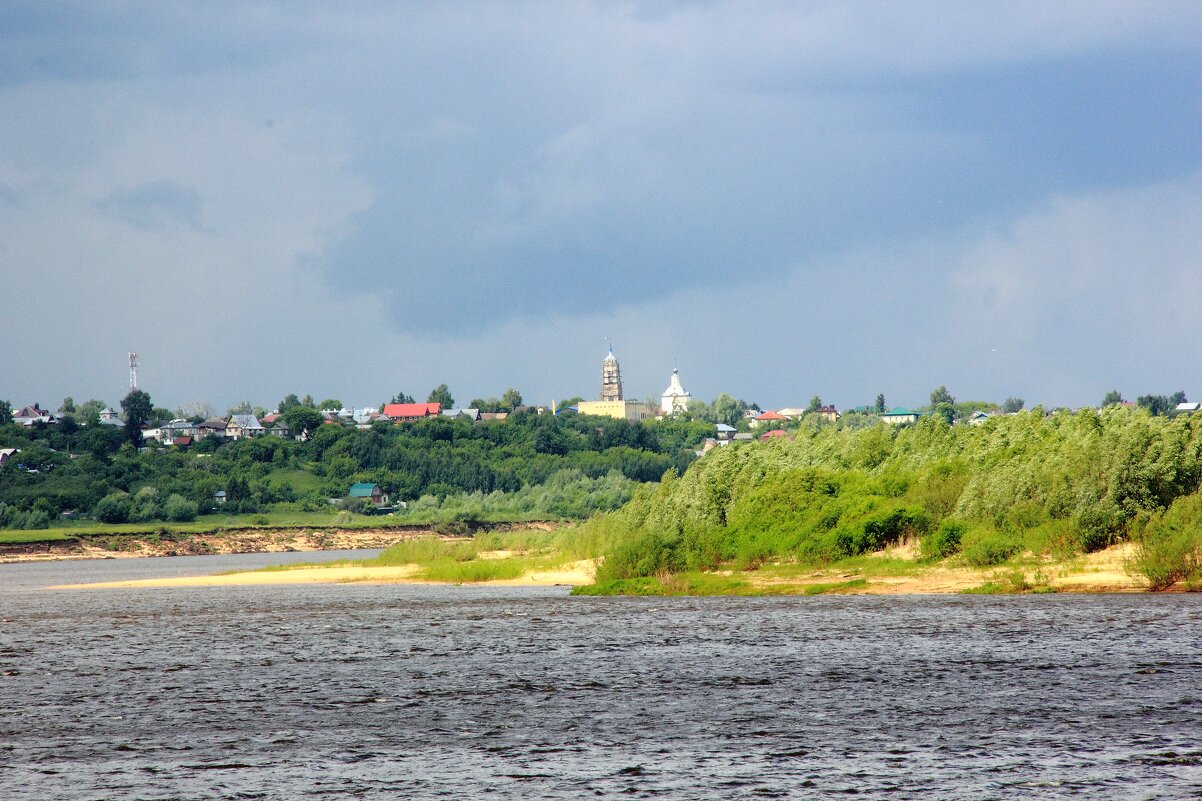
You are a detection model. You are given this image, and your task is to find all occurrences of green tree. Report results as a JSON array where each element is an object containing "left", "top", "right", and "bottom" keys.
[
  {"left": 390, "top": 391, "right": 415, "bottom": 404},
  {"left": 318, "top": 398, "right": 343, "bottom": 410},
  {"left": 284, "top": 406, "right": 325, "bottom": 439},
  {"left": 806, "top": 396, "right": 823, "bottom": 413},
  {"left": 302, "top": 394, "right": 316, "bottom": 408},
  {"left": 0, "top": 400, "right": 11, "bottom": 426},
  {"left": 874, "top": 394, "right": 886, "bottom": 414},
  {"left": 1102, "top": 390, "right": 1123, "bottom": 407},
  {"left": 279, "top": 394, "right": 301, "bottom": 412},
  {"left": 121, "top": 389, "right": 153, "bottom": 445},
  {"left": 428, "top": 384, "right": 455, "bottom": 409},
  {"left": 228, "top": 401, "right": 253, "bottom": 416},
  {"left": 501, "top": 388, "right": 524, "bottom": 410},
  {"left": 712, "top": 394, "right": 749, "bottom": 427},
  {"left": 1002, "top": 397, "right": 1025, "bottom": 413},
  {"left": 59, "top": 397, "right": 76, "bottom": 415},
  {"left": 76, "top": 399, "right": 106, "bottom": 425},
  {"left": 929, "top": 386, "right": 956, "bottom": 424},
  {"left": 1137, "top": 395, "right": 1173, "bottom": 417}
]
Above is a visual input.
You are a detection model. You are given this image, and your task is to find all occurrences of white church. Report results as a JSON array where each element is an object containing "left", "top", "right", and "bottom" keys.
[{"left": 660, "top": 368, "right": 692, "bottom": 415}]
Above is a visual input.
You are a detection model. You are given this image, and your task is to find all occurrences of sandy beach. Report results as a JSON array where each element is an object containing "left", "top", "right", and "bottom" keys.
[
  {"left": 51, "top": 559, "right": 598, "bottom": 590},
  {"left": 47, "top": 544, "right": 1147, "bottom": 593}
]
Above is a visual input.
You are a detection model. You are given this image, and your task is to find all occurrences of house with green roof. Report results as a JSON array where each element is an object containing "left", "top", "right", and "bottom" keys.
[
  {"left": 880, "top": 408, "right": 920, "bottom": 425},
  {"left": 348, "top": 482, "right": 389, "bottom": 507}
]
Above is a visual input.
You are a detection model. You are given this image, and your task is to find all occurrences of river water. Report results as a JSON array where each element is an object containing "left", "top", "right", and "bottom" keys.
[{"left": 1, "top": 554, "right": 1200, "bottom": 800}]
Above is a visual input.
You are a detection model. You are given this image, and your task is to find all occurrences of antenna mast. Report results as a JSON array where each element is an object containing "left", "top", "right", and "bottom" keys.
[{"left": 129, "top": 352, "right": 139, "bottom": 389}]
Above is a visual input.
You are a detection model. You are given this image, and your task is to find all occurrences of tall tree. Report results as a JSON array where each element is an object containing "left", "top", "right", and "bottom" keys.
[
  {"left": 284, "top": 405, "right": 324, "bottom": 439},
  {"left": 711, "top": 393, "right": 749, "bottom": 427},
  {"left": 929, "top": 386, "right": 956, "bottom": 424},
  {"left": 390, "top": 391, "right": 415, "bottom": 404},
  {"left": 1002, "top": 397, "right": 1025, "bottom": 413},
  {"left": 58, "top": 397, "right": 76, "bottom": 415},
  {"left": 1102, "top": 390, "right": 1123, "bottom": 407},
  {"left": 427, "top": 384, "right": 455, "bottom": 409},
  {"left": 227, "top": 401, "right": 253, "bottom": 416},
  {"left": 279, "top": 393, "right": 302, "bottom": 412},
  {"left": 806, "top": 396, "right": 823, "bottom": 413},
  {"left": 874, "top": 394, "right": 886, "bottom": 414},
  {"left": 76, "top": 399, "right": 107, "bottom": 425},
  {"left": 318, "top": 398, "right": 343, "bottom": 411},
  {"left": 0, "top": 400, "right": 11, "bottom": 426},
  {"left": 121, "top": 389, "right": 153, "bottom": 446},
  {"left": 501, "top": 388, "right": 524, "bottom": 410}
]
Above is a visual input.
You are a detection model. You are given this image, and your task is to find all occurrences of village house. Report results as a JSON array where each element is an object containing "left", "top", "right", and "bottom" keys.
[
  {"left": 268, "top": 420, "right": 292, "bottom": 439},
  {"left": 197, "top": 418, "right": 228, "bottom": 438},
  {"left": 812, "top": 405, "right": 841, "bottom": 424},
  {"left": 750, "top": 410, "right": 787, "bottom": 428},
  {"left": 225, "top": 414, "right": 265, "bottom": 440},
  {"left": 382, "top": 402, "right": 442, "bottom": 422},
  {"left": 12, "top": 404, "right": 57, "bottom": 426},
  {"left": 348, "top": 482, "right": 389, "bottom": 507},
  {"left": 881, "top": 408, "right": 920, "bottom": 425},
  {"left": 442, "top": 408, "right": 481, "bottom": 421},
  {"left": 759, "top": 429, "right": 788, "bottom": 442}
]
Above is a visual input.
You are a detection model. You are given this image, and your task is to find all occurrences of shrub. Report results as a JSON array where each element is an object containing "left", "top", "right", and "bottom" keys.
[
  {"left": 94, "top": 492, "right": 132, "bottom": 524},
  {"left": 1132, "top": 492, "right": 1202, "bottom": 590},
  {"left": 594, "top": 530, "right": 680, "bottom": 582},
  {"left": 163, "top": 494, "right": 198, "bottom": 523},
  {"left": 960, "top": 527, "right": 1021, "bottom": 567},
  {"left": 921, "top": 519, "right": 966, "bottom": 561}
]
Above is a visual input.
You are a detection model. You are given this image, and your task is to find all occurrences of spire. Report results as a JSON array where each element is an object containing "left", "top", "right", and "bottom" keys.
[{"left": 600, "top": 343, "right": 623, "bottom": 401}]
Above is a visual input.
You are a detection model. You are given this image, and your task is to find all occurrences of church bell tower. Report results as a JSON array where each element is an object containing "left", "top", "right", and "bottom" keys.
[{"left": 600, "top": 344, "right": 623, "bottom": 401}]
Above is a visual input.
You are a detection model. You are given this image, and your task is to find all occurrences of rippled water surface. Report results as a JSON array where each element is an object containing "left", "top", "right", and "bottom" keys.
[{"left": 2, "top": 556, "right": 1201, "bottom": 800}]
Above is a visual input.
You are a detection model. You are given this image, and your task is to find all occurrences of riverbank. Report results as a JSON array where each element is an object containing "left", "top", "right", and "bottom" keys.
[
  {"left": 0, "top": 523, "right": 560, "bottom": 564},
  {"left": 51, "top": 559, "right": 597, "bottom": 590},
  {"left": 47, "top": 539, "right": 1154, "bottom": 594}
]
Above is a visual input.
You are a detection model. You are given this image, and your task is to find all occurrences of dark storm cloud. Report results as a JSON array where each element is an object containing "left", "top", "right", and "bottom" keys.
[{"left": 2, "top": 2, "right": 1202, "bottom": 410}]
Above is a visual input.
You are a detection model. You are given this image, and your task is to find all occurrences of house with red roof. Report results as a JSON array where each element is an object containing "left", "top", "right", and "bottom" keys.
[
  {"left": 750, "top": 410, "right": 787, "bottom": 428},
  {"left": 759, "top": 429, "right": 788, "bottom": 442},
  {"left": 382, "top": 402, "right": 442, "bottom": 422}
]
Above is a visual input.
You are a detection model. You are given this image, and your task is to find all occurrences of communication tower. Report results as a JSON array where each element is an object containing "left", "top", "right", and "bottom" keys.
[{"left": 129, "top": 352, "right": 139, "bottom": 390}]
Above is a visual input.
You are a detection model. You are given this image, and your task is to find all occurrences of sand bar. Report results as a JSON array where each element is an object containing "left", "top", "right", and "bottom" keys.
[{"left": 52, "top": 559, "right": 597, "bottom": 590}]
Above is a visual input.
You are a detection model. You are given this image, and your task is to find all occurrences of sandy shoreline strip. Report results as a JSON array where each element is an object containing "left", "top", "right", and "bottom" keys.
[{"left": 51, "top": 560, "right": 598, "bottom": 590}]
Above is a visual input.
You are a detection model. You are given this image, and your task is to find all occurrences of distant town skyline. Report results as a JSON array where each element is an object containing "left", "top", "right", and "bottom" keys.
[{"left": 2, "top": 3, "right": 1201, "bottom": 412}]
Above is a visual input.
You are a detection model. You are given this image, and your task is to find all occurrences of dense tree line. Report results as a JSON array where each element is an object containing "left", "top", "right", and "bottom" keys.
[
  {"left": 586, "top": 406, "right": 1202, "bottom": 583},
  {"left": 0, "top": 406, "right": 706, "bottom": 528}
]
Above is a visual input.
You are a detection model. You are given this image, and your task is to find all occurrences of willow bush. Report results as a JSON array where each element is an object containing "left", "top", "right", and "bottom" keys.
[{"left": 588, "top": 408, "right": 1202, "bottom": 581}]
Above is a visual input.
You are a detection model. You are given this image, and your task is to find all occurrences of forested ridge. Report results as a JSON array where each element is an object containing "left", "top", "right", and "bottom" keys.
[
  {"left": 587, "top": 407, "right": 1202, "bottom": 587},
  {"left": 0, "top": 411, "right": 713, "bottom": 529}
]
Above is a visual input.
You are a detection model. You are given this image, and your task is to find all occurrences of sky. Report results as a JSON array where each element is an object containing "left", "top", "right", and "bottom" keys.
[{"left": 2, "top": 1, "right": 1201, "bottom": 414}]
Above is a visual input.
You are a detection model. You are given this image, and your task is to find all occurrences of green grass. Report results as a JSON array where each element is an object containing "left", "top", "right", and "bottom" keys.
[
  {"left": 0, "top": 530, "right": 72, "bottom": 544},
  {"left": 233, "top": 526, "right": 608, "bottom": 584},
  {"left": 265, "top": 468, "right": 324, "bottom": 494},
  {"left": 0, "top": 510, "right": 563, "bottom": 545},
  {"left": 572, "top": 573, "right": 871, "bottom": 596},
  {"left": 802, "top": 578, "right": 869, "bottom": 595}
]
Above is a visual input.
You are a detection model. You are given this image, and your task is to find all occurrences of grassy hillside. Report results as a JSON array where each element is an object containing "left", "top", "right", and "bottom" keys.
[{"left": 580, "top": 408, "right": 1202, "bottom": 590}]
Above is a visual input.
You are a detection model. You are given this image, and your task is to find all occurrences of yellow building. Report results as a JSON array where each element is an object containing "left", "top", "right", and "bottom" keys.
[{"left": 576, "top": 400, "right": 655, "bottom": 422}]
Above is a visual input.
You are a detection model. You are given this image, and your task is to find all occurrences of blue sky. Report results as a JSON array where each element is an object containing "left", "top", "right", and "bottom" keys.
[{"left": 2, "top": 2, "right": 1201, "bottom": 413}]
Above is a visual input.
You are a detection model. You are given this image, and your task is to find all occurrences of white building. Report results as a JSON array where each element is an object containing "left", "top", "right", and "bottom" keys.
[{"left": 660, "top": 368, "right": 692, "bottom": 415}]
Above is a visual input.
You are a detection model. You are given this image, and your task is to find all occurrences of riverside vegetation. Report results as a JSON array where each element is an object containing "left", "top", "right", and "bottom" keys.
[
  {"left": 263, "top": 407, "right": 1202, "bottom": 594},
  {"left": 571, "top": 407, "right": 1202, "bottom": 593}
]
